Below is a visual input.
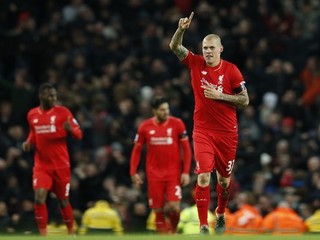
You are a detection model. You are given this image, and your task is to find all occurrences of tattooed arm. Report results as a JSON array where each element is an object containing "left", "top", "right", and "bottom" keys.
[
  {"left": 169, "top": 12, "right": 194, "bottom": 61},
  {"left": 202, "top": 85, "right": 250, "bottom": 107},
  {"left": 219, "top": 90, "right": 250, "bottom": 107}
]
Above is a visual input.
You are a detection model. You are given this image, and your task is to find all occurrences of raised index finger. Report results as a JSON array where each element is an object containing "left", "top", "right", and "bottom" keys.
[{"left": 188, "top": 12, "right": 194, "bottom": 21}]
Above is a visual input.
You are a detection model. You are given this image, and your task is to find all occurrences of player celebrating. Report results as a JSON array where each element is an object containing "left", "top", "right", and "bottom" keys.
[
  {"left": 169, "top": 12, "right": 249, "bottom": 234},
  {"left": 130, "top": 97, "right": 192, "bottom": 234},
  {"left": 22, "top": 83, "right": 82, "bottom": 236}
]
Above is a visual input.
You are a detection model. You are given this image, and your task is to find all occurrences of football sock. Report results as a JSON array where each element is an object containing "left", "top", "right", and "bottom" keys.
[
  {"left": 169, "top": 210, "right": 180, "bottom": 233},
  {"left": 216, "top": 180, "right": 232, "bottom": 214},
  {"left": 34, "top": 203, "right": 48, "bottom": 236},
  {"left": 155, "top": 211, "right": 167, "bottom": 233},
  {"left": 195, "top": 184, "right": 210, "bottom": 226},
  {"left": 59, "top": 204, "right": 74, "bottom": 234}
]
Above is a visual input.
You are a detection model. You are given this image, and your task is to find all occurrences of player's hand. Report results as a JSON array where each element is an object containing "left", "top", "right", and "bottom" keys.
[
  {"left": 22, "top": 141, "right": 31, "bottom": 152},
  {"left": 178, "top": 12, "right": 194, "bottom": 30},
  {"left": 131, "top": 173, "right": 143, "bottom": 188},
  {"left": 180, "top": 173, "right": 190, "bottom": 187},
  {"left": 63, "top": 116, "right": 73, "bottom": 132},
  {"left": 201, "top": 84, "right": 221, "bottom": 100}
]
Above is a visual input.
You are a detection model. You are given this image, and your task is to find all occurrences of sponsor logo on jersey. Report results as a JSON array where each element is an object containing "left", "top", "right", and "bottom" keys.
[
  {"left": 150, "top": 128, "right": 174, "bottom": 145},
  {"left": 35, "top": 125, "right": 56, "bottom": 133},
  {"left": 150, "top": 137, "right": 173, "bottom": 145},
  {"left": 33, "top": 115, "right": 57, "bottom": 134}
]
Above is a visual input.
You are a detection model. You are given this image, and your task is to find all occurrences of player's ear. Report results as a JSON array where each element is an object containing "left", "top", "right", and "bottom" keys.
[{"left": 220, "top": 46, "right": 224, "bottom": 53}]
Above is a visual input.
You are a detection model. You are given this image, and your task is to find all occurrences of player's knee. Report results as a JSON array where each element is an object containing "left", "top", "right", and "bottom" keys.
[
  {"left": 198, "top": 173, "right": 210, "bottom": 186},
  {"left": 34, "top": 197, "right": 46, "bottom": 204},
  {"left": 154, "top": 208, "right": 164, "bottom": 213},
  {"left": 34, "top": 195, "right": 46, "bottom": 204},
  {"left": 218, "top": 180, "right": 230, "bottom": 189},
  {"left": 166, "top": 202, "right": 180, "bottom": 213},
  {"left": 58, "top": 198, "right": 70, "bottom": 208},
  {"left": 216, "top": 174, "right": 230, "bottom": 189},
  {"left": 219, "top": 182, "right": 228, "bottom": 189}
]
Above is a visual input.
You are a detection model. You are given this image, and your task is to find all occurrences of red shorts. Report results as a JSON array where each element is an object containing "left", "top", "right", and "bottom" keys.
[
  {"left": 33, "top": 167, "right": 71, "bottom": 199},
  {"left": 193, "top": 130, "right": 238, "bottom": 177},
  {"left": 147, "top": 178, "right": 181, "bottom": 209}
]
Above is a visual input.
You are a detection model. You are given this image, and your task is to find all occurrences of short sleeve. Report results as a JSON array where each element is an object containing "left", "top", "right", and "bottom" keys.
[{"left": 230, "top": 64, "right": 245, "bottom": 92}]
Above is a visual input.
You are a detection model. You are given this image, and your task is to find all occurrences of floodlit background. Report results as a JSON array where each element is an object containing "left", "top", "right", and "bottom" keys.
[{"left": 0, "top": 0, "right": 320, "bottom": 236}]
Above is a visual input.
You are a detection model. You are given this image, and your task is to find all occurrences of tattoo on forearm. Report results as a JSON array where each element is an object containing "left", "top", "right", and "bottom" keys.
[
  {"left": 171, "top": 29, "right": 185, "bottom": 46},
  {"left": 175, "top": 46, "right": 188, "bottom": 59},
  {"left": 220, "top": 92, "right": 249, "bottom": 107},
  {"left": 170, "top": 29, "right": 188, "bottom": 59}
]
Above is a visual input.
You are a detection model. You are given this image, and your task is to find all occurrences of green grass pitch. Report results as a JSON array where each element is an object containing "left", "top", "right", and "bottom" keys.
[{"left": 0, "top": 234, "right": 319, "bottom": 240}]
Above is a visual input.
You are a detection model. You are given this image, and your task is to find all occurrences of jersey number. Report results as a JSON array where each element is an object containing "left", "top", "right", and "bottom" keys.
[
  {"left": 226, "top": 160, "right": 235, "bottom": 175},
  {"left": 175, "top": 185, "right": 182, "bottom": 199},
  {"left": 65, "top": 183, "right": 70, "bottom": 197}
]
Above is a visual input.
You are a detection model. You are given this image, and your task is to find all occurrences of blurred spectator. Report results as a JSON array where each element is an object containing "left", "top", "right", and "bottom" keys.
[
  {"left": 126, "top": 201, "right": 149, "bottom": 233},
  {"left": 305, "top": 207, "right": 320, "bottom": 233},
  {"left": 79, "top": 200, "right": 123, "bottom": 235},
  {"left": 259, "top": 92, "right": 278, "bottom": 126},
  {"left": 300, "top": 56, "right": 320, "bottom": 107},
  {"left": 228, "top": 192, "right": 263, "bottom": 234},
  {"left": 260, "top": 201, "right": 306, "bottom": 234},
  {"left": 256, "top": 194, "right": 274, "bottom": 217},
  {"left": 0, "top": 101, "right": 12, "bottom": 133},
  {"left": 0, "top": 201, "right": 10, "bottom": 233},
  {"left": 8, "top": 199, "right": 37, "bottom": 234}
]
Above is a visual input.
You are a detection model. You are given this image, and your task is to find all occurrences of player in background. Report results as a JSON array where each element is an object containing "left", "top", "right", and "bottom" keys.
[
  {"left": 22, "top": 83, "right": 82, "bottom": 236},
  {"left": 169, "top": 12, "right": 249, "bottom": 234},
  {"left": 130, "top": 97, "right": 192, "bottom": 234}
]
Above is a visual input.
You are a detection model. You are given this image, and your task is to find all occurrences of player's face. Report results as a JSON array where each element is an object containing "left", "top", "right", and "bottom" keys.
[
  {"left": 40, "top": 88, "right": 57, "bottom": 110},
  {"left": 202, "top": 38, "right": 222, "bottom": 66},
  {"left": 154, "top": 102, "right": 170, "bottom": 122}
]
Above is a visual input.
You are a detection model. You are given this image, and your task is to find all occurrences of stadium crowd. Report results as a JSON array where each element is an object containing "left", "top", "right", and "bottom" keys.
[{"left": 0, "top": 0, "right": 320, "bottom": 234}]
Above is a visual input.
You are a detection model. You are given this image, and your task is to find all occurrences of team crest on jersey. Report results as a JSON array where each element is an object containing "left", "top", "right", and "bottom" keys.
[
  {"left": 218, "top": 75, "right": 224, "bottom": 85},
  {"left": 50, "top": 116, "right": 56, "bottom": 124},
  {"left": 33, "top": 119, "right": 38, "bottom": 123},
  {"left": 201, "top": 70, "right": 207, "bottom": 75},
  {"left": 166, "top": 128, "right": 172, "bottom": 137}
]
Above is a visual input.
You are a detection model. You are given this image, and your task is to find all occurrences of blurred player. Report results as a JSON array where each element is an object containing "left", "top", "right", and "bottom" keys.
[
  {"left": 169, "top": 12, "right": 249, "bottom": 234},
  {"left": 22, "top": 83, "right": 82, "bottom": 236},
  {"left": 130, "top": 97, "right": 192, "bottom": 234}
]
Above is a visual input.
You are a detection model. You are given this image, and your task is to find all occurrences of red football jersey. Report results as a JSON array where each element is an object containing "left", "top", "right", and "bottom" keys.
[
  {"left": 182, "top": 51, "right": 244, "bottom": 133},
  {"left": 26, "top": 105, "right": 82, "bottom": 169},
  {"left": 130, "top": 116, "right": 189, "bottom": 181}
]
